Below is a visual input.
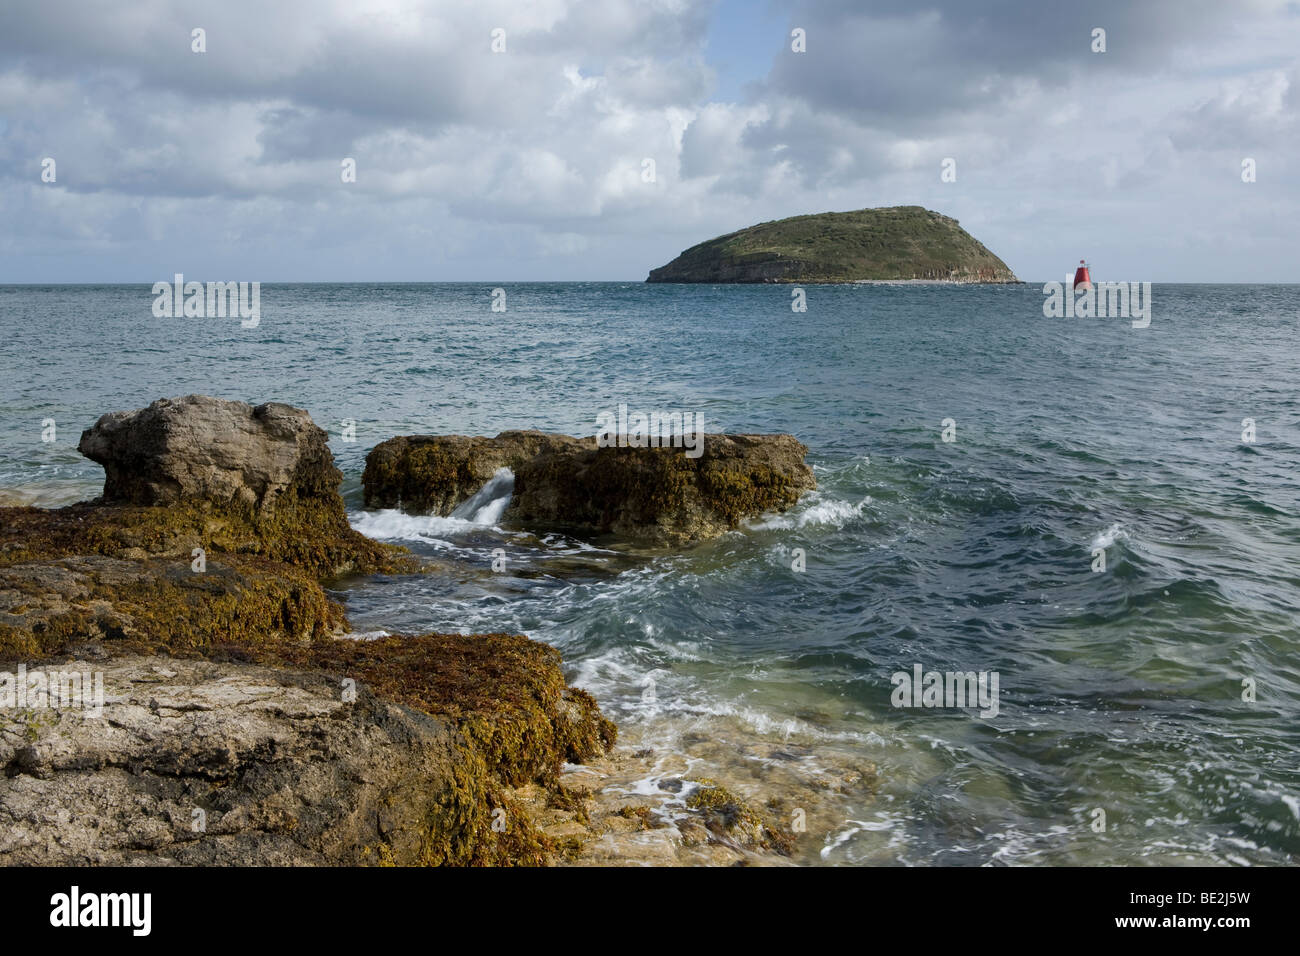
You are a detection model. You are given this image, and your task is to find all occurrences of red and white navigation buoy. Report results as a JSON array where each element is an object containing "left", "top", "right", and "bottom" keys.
[{"left": 1073, "top": 259, "right": 1092, "bottom": 290}]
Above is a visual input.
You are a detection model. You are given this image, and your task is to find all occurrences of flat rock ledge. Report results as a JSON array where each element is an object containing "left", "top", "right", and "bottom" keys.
[
  {"left": 1, "top": 644, "right": 614, "bottom": 866},
  {"left": 362, "top": 430, "right": 817, "bottom": 545},
  {"left": 2, "top": 655, "right": 456, "bottom": 865}
]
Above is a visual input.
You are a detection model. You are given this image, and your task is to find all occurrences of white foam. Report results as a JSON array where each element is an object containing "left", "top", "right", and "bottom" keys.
[
  {"left": 451, "top": 467, "right": 515, "bottom": 524},
  {"left": 349, "top": 509, "right": 478, "bottom": 541},
  {"left": 1281, "top": 794, "right": 1300, "bottom": 822},
  {"left": 1090, "top": 522, "right": 1129, "bottom": 550},
  {"left": 349, "top": 468, "right": 515, "bottom": 539},
  {"left": 746, "top": 494, "right": 871, "bottom": 531}
]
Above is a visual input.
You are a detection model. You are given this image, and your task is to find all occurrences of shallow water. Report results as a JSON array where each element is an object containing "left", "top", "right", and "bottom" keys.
[{"left": 2, "top": 281, "right": 1297, "bottom": 865}]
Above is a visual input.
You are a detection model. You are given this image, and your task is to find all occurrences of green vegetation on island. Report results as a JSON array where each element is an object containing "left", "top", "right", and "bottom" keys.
[{"left": 646, "top": 205, "right": 1018, "bottom": 284}]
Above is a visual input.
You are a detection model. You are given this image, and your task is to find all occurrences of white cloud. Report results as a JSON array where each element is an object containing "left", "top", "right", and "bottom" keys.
[{"left": 0, "top": 0, "right": 1296, "bottom": 280}]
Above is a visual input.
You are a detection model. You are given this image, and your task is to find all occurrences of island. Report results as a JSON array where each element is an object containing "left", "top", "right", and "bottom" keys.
[{"left": 646, "top": 205, "right": 1019, "bottom": 284}]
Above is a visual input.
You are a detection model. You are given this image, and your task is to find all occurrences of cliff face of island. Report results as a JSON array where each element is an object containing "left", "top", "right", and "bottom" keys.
[{"left": 646, "top": 205, "right": 1019, "bottom": 284}]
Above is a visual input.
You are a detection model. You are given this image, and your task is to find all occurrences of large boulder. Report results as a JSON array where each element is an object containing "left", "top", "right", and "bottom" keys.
[
  {"left": 78, "top": 395, "right": 338, "bottom": 512},
  {"left": 59, "top": 395, "right": 406, "bottom": 580},
  {"left": 362, "top": 430, "right": 586, "bottom": 514},
  {"left": 363, "top": 431, "right": 816, "bottom": 545}
]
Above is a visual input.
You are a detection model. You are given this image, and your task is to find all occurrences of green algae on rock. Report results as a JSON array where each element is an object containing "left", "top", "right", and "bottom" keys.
[
  {"left": 248, "top": 632, "right": 618, "bottom": 866},
  {"left": 0, "top": 551, "right": 345, "bottom": 661},
  {"left": 363, "top": 430, "right": 817, "bottom": 545},
  {"left": 685, "top": 778, "right": 796, "bottom": 856},
  {"left": 256, "top": 633, "right": 617, "bottom": 788},
  {"left": 363, "top": 430, "right": 585, "bottom": 515},
  {"left": 512, "top": 433, "right": 815, "bottom": 543}
]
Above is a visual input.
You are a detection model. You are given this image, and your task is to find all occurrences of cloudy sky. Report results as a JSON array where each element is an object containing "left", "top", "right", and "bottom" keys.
[{"left": 1, "top": 0, "right": 1296, "bottom": 282}]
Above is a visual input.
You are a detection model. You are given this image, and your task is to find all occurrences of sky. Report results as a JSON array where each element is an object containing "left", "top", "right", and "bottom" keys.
[{"left": 0, "top": 0, "right": 1296, "bottom": 283}]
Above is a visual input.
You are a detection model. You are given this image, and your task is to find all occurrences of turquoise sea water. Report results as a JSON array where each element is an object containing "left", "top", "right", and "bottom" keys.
[{"left": 1, "top": 282, "right": 1297, "bottom": 865}]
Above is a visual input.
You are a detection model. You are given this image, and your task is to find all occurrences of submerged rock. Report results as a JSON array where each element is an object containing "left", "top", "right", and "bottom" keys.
[{"left": 363, "top": 431, "right": 816, "bottom": 545}]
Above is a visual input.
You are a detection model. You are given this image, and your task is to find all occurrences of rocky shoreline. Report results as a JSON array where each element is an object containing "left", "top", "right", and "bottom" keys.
[{"left": 1, "top": 395, "right": 818, "bottom": 865}]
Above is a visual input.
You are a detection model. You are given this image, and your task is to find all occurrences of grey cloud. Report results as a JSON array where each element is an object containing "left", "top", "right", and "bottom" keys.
[{"left": 760, "top": 0, "right": 1267, "bottom": 126}]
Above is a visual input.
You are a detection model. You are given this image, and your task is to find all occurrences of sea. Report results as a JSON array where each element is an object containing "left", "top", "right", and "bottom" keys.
[{"left": 1, "top": 281, "right": 1297, "bottom": 866}]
